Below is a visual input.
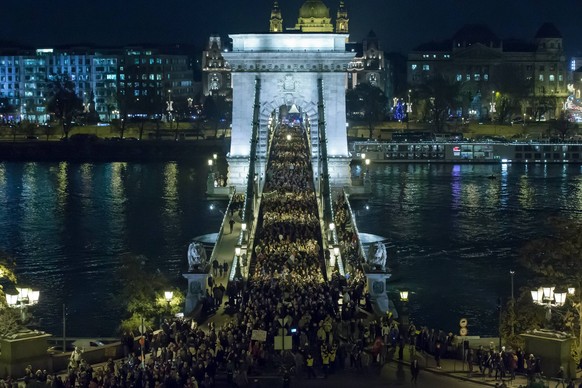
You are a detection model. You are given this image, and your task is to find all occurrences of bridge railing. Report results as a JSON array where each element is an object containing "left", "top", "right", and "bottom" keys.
[{"left": 207, "top": 187, "right": 238, "bottom": 273}]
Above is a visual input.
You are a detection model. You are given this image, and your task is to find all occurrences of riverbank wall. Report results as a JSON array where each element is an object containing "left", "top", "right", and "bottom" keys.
[{"left": 0, "top": 140, "right": 228, "bottom": 162}]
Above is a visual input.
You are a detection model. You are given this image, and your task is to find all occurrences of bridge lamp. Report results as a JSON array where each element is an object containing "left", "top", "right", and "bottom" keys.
[
  {"left": 329, "top": 222, "right": 335, "bottom": 231},
  {"left": 365, "top": 159, "right": 371, "bottom": 166},
  {"left": 164, "top": 291, "right": 174, "bottom": 303},
  {"left": 213, "top": 153, "right": 217, "bottom": 160},
  {"left": 360, "top": 153, "right": 366, "bottom": 160},
  {"left": 399, "top": 290, "right": 409, "bottom": 302},
  {"left": 241, "top": 223, "right": 247, "bottom": 232},
  {"left": 286, "top": 134, "right": 292, "bottom": 141},
  {"left": 235, "top": 245, "right": 242, "bottom": 257},
  {"left": 208, "top": 159, "right": 213, "bottom": 167}
]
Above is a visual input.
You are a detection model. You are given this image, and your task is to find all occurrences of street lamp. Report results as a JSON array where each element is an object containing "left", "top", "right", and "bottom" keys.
[
  {"left": 406, "top": 90, "right": 412, "bottom": 130},
  {"left": 490, "top": 91, "right": 496, "bottom": 122},
  {"left": 510, "top": 270, "right": 515, "bottom": 335},
  {"left": 235, "top": 245, "right": 243, "bottom": 278},
  {"left": 332, "top": 245, "right": 340, "bottom": 268},
  {"left": 164, "top": 291, "right": 173, "bottom": 304},
  {"left": 328, "top": 222, "right": 335, "bottom": 242},
  {"left": 531, "top": 286, "right": 568, "bottom": 320},
  {"left": 166, "top": 89, "right": 173, "bottom": 130},
  {"left": 399, "top": 290, "right": 410, "bottom": 326},
  {"left": 163, "top": 290, "right": 174, "bottom": 321},
  {"left": 6, "top": 287, "right": 40, "bottom": 321}
]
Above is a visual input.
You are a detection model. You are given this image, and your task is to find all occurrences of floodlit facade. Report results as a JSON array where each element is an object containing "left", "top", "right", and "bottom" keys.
[{"left": 407, "top": 23, "right": 570, "bottom": 120}]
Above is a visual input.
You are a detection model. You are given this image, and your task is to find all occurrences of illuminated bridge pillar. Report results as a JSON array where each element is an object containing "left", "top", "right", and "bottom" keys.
[{"left": 224, "top": 33, "right": 354, "bottom": 191}]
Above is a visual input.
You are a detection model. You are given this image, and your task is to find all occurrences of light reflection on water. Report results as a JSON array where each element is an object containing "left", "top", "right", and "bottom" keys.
[
  {"left": 356, "top": 163, "right": 582, "bottom": 335},
  {"left": 0, "top": 161, "right": 580, "bottom": 337}
]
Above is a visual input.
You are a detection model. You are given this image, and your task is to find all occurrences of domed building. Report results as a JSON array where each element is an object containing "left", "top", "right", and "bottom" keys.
[
  {"left": 270, "top": 0, "right": 348, "bottom": 33},
  {"left": 295, "top": 0, "right": 333, "bottom": 32}
]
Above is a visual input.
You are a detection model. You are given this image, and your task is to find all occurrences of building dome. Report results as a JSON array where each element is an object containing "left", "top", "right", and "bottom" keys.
[{"left": 298, "top": 0, "right": 330, "bottom": 19}]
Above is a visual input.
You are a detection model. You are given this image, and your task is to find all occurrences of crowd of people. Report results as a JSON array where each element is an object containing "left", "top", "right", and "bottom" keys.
[{"left": 21, "top": 123, "right": 566, "bottom": 387}]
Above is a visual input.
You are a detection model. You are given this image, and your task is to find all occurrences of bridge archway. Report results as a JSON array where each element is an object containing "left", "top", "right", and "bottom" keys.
[{"left": 224, "top": 33, "right": 354, "bottom": 192}]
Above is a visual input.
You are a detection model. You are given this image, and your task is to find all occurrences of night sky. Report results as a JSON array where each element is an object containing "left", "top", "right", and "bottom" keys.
[{"left": 2, "top": 0, "right": 581, "bottom": 55}]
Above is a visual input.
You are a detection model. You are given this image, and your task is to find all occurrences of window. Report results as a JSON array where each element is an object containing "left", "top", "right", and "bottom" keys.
[
  {"left": 422, "top": 64, "right": 430, "bottom": 71},
  {"left": 456, "top": 74, "right": 462, "bottom": 81},
  {"left": 549, "top": 74, "right": 555, "bottom": 82},
  {"left": 484, "top": 74, "right": 489, "bottom": 81},
  {"left": 411, "top": 64, "right": 417, "bottom": 70},
  {"left": 558, "top": 75, "right": 563, "bottom": 82},
  {"left": 474, "top": 74, "right": 480, "bottom": 81},
  {"left": 134, "top": 90, "right": 139, "bottom": 96},
  {"left": 539, "top": 74, "right": 544, "bottom": 81},
  {"left": 466, "top": 74, "right": 470, "bottom": 81}
]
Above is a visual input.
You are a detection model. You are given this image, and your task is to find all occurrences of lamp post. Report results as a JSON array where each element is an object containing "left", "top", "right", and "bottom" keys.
[
  {"left": 6, "top": 287, "right": 40, "bottom": 321},
  {"left": 510, "top": 270, "right": 515, "bottom": 336},
  {"left": 241, "top": 222, "right": 247, "bottom": 241},
  {"left": 531, "top": 286, "right": 568, "bottom": 321},
  {"left": 328, "top": 222, "right": 335, "bottom": 242},
  {"left": 399, "top": 290, "right": 410, "bottom": 326},
  {"left": 406, "top": 90, "right": 412, "bottom": 130},
  {"left": 490, "top": 91, "right": 496, "bottom": 120},
  {"left": 166, "top": 89, "right": 173, "bottom": 130},
  {"left": 235, "top": 245, "right": 242, "bottom": 278},
  {"left": 164, "top": 290, "right": 173, "bottom": 321},
  {"left": 332, "top": 245, "right": 340, "bottom": 269}
]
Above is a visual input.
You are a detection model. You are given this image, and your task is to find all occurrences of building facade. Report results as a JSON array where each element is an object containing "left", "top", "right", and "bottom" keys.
[
  {"left": 201, "top": 36, "right": 231, "bottom": 98},
  {"left": 0, "top": 46, "right": 197, "bottom": 123},
  {"left": 407, "top": 23, "right": 569, "bottom": 121}
]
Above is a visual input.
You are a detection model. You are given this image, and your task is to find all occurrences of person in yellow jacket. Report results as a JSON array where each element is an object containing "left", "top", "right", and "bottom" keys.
[
  {"left": 329, "top": 344, "right": 338, "bottom": 373},
  {"left": 306, "top": 353, "right": 316, "bottom": 379},
  {"left": 321, "top": 345, "right": 330, "bottom": 378}
]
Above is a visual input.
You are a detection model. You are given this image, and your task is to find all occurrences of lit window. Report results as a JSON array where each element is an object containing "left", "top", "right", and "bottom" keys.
[
  {"left": 456, "top": 74, "right": 462, "bottom": 81},
  {"left": 549, "top": 74, "right": 555, "bottom": 82},
  {"left": 539, "top": 74, "right": 544, "bottom": 81},
  {"left": 474, "top": 74, "right": 480, "bottom": 81},
  {"left": 558, "top": 75, "right": 563, "bottom": 82},
  {"left": 134, "top": 90, "right": 139, "bottom": 96},
  {"left": 422, "top": 64, "right": 430, "bottom": 71},
  {"left": 466, "top": 74, "right": 470, "bottom": 81},
  {"left": 484, "top": 74, "right": 489, "bottom": 81},
  {"left": 411, "top": 64, "right": 417, "bottom": 70}
]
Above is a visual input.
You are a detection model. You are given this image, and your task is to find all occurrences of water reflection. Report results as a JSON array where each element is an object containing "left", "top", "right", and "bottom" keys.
[{"left": 0, "top": 161, "right": 580, "bottom": 337}]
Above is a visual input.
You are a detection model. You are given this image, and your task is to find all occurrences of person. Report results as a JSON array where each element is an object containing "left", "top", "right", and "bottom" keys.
[
  {"left": 411, "top": 358, "right": 420, "bottom": 384},
  {"left": 229, "top": 216, "right": 235, "bottom": 234},
  {"left": 212, "top": 258, "right": 219, "bottom": 277},
  {"left": 434, "top": 340, "right": 442, "bottom": 369},
  {"left": 467, "top": 348, "right": 474, "bottom": 375},
  {"left": 223, "top": 261, "right": 229, "bottom": 277},
  {"left": 306, "top": 354, "right": 316, "bottom": 379}
]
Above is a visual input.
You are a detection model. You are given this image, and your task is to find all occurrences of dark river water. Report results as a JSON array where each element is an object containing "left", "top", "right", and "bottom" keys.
[{"left": 0, "top": 160, "right": 581, "bottom": 338}]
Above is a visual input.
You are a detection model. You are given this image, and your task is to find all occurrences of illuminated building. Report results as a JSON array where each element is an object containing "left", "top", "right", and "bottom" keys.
[
  {"left": 201, "top": 36, "right": 231, "bottom": 98},
  {"left": 118, "top": 48, "right": 194, "bottom": 118},
  {"left": 407, "top": 23, "right": 570, "bottom": 120}
]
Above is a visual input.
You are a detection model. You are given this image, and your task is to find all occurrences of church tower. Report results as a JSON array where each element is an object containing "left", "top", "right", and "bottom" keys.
[
  {"left": 269, "top": 1, "right": 283, "bottom": 32},
  {"left": 335, "top": 1, "right": 349, "bottom": 33}
]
